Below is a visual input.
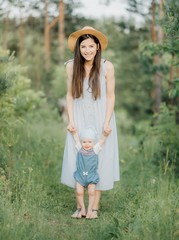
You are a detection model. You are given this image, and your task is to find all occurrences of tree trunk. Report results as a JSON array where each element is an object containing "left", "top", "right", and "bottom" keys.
[
  {"left": 169, "top": 53, "right": 175, "bottom": 85},
  {"left": 44, "top": 0, "right": 50, "bottom": 70},
  {"left": 175, "top": 56, "right": 179, "bottom": 124},
  {"left": 158, "top": 0, "right": 164, "bottom": 42},
  {"left": 151, "top": 0, "right": 156, "bottom": 43},
  {"left": 151, "top": 0, "right": 163, "bottom": 114},
  {"left": 19, "top": 15, "right": 25, "bottom": 63},
  {"left": 44, "top": 0, "right": 60, "bottom": 70},
  {"left": 3, "top": 13, "right": 9, "bottom": 49},
  {"left": 151, "top": 55, "right": 162, "bottom": 114},
  {"left": 58, "top": 0, "right": 65, "bottom": 64},
  {"left": 176, "top": 66, "right": 179, "bottom": 78}
]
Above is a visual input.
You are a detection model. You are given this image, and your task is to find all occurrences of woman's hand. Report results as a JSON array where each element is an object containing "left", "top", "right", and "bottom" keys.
[
  {"left": 67, "top": 123, "right": 76, "bottom": 133},
  {"left": 103, "top": 123, "right": 112, "bottom": 137}
]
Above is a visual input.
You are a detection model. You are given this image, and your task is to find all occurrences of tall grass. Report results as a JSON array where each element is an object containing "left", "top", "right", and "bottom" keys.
[{"left": 0, "top": 108, "right": 178, "bottom": 240}]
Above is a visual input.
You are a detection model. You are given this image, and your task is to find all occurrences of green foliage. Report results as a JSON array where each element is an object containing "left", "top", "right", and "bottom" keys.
[
  {"left": 164, "top": 0, "right": 179, "bottom": 45},
  {"left": 0, "top": 1, "right": 179, "bottom": 239},
  {"left": 100, "top": 18, "right": 152, "bottom": 120},
  {"left": 24, "top": 32, "right": 46, "bottom": 89},
  {"left": 49, "top": 65, "right": 67, "bottom": 105},
  {"left": 0, "top": 50, "right": 46, "bottom": 169},
  {"left": 138, "top": 0, "right": 179, "bottom": 176},
  {"left": 143, "top": 103, "right": 179, "bottom": 177},
  {"left": 169, "top": 78, "right": 179, "bottom": 98},
  {"left": 0, "top": 74, "right": 10, "bottom": 95},
  {"left": 14, "top": 89, "right": 45, "bottom": 114},
  {"left": 0, "top": 50, "right": 46, "bottom": 115}
]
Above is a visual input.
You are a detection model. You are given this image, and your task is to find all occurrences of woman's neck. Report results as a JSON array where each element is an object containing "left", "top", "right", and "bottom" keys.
[
  {"left": 84, "top": 64, "right": 92, "bottom": 71},
  {"left": 84, "top": 62, "right": 93, "bottom": 77},
  {"left": 84, "top": 59, "right": 94, "bottom": 67}
]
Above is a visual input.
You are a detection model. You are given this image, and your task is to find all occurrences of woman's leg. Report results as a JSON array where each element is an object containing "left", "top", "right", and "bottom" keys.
[
  {"left": 86, "top": 184, "right": 96, "bottom": 218},
  {"left": 93, "top": 190, "right": 101, "bottom": 210},
  {"left": 86, "top": 189, "right": 101, "bottom": 219}
]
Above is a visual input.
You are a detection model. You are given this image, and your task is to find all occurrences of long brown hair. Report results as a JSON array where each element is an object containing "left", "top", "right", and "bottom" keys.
[{"left": 72, "top": 34, "right": 101, "bottom": 100}]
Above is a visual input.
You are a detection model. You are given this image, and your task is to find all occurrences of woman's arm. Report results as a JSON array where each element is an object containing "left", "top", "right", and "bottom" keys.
[
  {"left": 66, "top": 61, "right": 76, "bottom": 132},
  {"left": 104, "top": 60, "right": 115, "bottom": 134}
]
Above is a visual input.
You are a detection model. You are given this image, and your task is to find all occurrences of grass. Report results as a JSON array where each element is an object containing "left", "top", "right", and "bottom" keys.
[{"left": 0, "top": 108, "right": 178, "bottom": 240}]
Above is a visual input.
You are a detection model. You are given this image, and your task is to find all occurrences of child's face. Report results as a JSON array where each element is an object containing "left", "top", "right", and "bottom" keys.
[{"left": 81, "top": 138, "right": 94, "bottom": 150}]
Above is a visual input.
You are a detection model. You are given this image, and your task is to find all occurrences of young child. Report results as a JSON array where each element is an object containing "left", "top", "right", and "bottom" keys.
[{"left": 70, "top": 127, "right": 111, "bottom": 219}]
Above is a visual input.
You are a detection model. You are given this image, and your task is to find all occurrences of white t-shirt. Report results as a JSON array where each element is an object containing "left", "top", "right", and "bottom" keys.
[{"left": 75, "top": 142, "right": 102, "bottom": 154}]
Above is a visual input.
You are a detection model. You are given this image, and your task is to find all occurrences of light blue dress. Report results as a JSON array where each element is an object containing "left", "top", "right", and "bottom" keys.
[{"left": 61, "top": 59, "right": 120, "bottom": 190}]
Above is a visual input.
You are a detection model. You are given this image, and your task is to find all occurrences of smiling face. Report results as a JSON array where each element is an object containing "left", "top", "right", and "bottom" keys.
[
  {"left": 81, "top": 138, "right": 94, "bottom": 150},
  {"left": 80, "top": 38, "right": 99, "bottom": 62}
]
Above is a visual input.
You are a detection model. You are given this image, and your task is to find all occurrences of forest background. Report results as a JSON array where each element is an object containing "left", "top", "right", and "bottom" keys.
[{"left": 0, "top": 0, "right": 179, "bottom": 239}]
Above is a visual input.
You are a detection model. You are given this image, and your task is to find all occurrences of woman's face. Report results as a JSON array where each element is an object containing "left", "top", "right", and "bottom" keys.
[{"left": 80, "top": 38, "right": 99, "bottom": 62}]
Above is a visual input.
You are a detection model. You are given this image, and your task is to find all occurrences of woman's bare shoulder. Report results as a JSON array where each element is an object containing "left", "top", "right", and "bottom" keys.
[
  {"left": 65, "top": 59, "right": 74, "bottom": 74},
  {"left": 104, "top": 60, "right": 114, "bottom": 78},
  {"left": 105, "top": 60, "right": 114, "bottom": 70}
]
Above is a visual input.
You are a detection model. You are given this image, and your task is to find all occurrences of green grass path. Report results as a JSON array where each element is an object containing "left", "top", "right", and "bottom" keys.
[{"left": 0, "top": 111, "right": 178, "bottom": 240}]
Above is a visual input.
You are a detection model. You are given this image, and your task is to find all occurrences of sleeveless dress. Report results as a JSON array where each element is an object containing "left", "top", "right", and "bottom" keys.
[{"left": 61, "top": 59, "right": 120, "bottom": 191}]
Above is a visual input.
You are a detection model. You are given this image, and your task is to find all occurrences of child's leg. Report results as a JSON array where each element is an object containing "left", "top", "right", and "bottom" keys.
[
  {"left": 87, "top": 190, "right": 101, "bottom": 219},
  {"left": 86, "top": 184, "right": 96, "bottom": 218},
  {"left": 74, "top": 182, "right": 86, "bottom": 217}
]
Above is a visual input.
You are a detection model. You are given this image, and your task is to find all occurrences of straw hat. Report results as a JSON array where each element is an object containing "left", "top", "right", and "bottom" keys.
[{"left": 68, "top": 26, "right": 108, "bottom": 52}]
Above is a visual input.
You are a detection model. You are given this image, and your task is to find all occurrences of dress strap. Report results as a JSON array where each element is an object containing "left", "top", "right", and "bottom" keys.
[
  {"left": 101, "top": 59, "right": 107, "bottom": 77},
  {"left": 64, "top": 59, "right": 74, "bottom": 66}
]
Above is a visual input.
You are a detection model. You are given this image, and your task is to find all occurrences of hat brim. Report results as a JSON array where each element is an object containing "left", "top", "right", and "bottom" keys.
[{"left": 68, "top": 28, "right": 108, "bottom": 52}]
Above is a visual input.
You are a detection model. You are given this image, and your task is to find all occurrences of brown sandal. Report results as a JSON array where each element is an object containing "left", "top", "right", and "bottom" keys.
[
  {"left": 71, "top": 208, "right": 82, "bottom": 218},
  {"left": 86, "top": 209, "right": 98, "bottom": 219}
]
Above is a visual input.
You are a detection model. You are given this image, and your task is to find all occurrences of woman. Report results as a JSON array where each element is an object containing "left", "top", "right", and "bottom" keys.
[{"left": 61, "top": 26, "right": 120, "bottom": 219}]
